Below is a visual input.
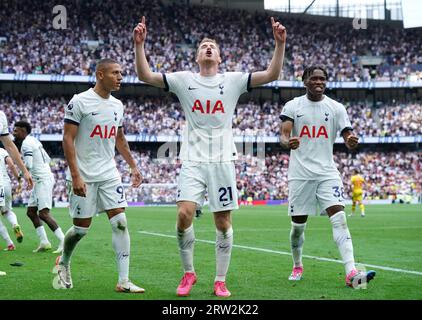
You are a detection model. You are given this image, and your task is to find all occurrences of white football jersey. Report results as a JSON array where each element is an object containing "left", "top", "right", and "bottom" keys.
[
  {"left": 0, "top": 148, "right": 10, "bottom": 184},
  {"left": 280, "top": 94, "right": 352, "bottom": 180},
  {"left": 164, "top": 71, "right": 251, "bottom": 162},
  {"left": 21, "top": 135, "right": 53, "bottom": 180},
  {"left": 64, "top": 88, "right": 123, "bottom": 183},
  {"left": 0, "top": 111, "right": 9, "bottom": 187},
  {"left": 0, "top": 111, "right": 9, "bottom": 137}
]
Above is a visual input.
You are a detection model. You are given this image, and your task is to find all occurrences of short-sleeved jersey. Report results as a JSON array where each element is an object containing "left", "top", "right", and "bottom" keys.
[
  {"left": 164, "top": 71, "right": 251, "bottom": 162},
  {"left": 64, "top": 88, "right": 124, "bottom": 183},
  {"left": 0, "top": 148, "right": 10, "bottom": 184},
  {"left": 0, "top": 111, "right": 9, "bottom": 136},
  {"left": 21, "top": 135, "right": 52, "bottom": 180},
  {"left": 351, "top": 175, "right": 364, "bottom": 191},
  {"left": 0, "top": 111, "right": 9, "bottom": 187},
  {"left": 280, "top": 94, "right": 353, "bottom": 181}
]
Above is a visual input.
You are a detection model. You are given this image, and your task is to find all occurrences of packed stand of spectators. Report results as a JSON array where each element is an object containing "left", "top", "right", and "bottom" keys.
[
  {"left": 2, "top": 94, "right": 421, "bottom": 137},
  {"left": 336, "top": 151, "right": 422, "bottom": 200},
  {"left": 1, "top": 0, "right": 422, "bottom": 81},
  {"left": 9, "top": 150, "right": 420, "bottom": 205},
  {"left": 378, "top": 103, "right": 422, "bottom": 136}
]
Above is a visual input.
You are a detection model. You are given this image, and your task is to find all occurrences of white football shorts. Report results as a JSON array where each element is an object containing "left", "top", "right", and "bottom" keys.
[
  {"left": 288, "top": 178, "right": 345, "bottom": 216},
  {"left": 0, "top": 185, "right": 5, "bottom": 207},
  {"left": 0, "top": 181, "right": 12, "bottom": 212},
  {"left": 67, "top": 177, "right": 127, "bottom": 219},
  {"left": 28, "top": 175, "right": 54, "bottom": 210},
  {"left": 177, "top": 161, "right": 239, "bottom": 213}
]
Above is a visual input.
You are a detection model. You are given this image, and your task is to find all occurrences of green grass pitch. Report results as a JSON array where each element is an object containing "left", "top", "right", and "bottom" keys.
[{"left": 0, "top": 204, "right": 421, "bottom": 300}]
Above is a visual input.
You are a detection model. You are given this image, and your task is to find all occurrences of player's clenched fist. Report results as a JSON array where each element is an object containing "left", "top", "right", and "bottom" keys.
[
  {"left": 289, "top": 137, "right": 300, "bottom": 150},
  {"left": 133, "top": 16, "right": 147, "bottom": 44},
  {"left": 345, "top": 135, "right": 359, "bottom": 149}
]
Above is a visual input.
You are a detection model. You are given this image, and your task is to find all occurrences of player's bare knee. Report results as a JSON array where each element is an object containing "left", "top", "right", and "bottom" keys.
[
  {"left": 326, "top": 205, "right": 344, "bottom": 217},
  {"left": 177, "top": 206, "right": 194, "bottom": 226},
  {"left": 38, "top": 209, "right": 51, "bottom": 221},
  {"left": 292, "top": 215, "right": 308, "bottom": 224},
  {"left": 214, "top": 212, "right": 231, "bottom": 232}
]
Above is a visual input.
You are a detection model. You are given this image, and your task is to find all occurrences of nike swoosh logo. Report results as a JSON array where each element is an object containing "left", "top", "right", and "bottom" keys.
[
  {"left": 188, "top": 86, "right": 198, "bottom": 90},
  {"left": 118, "top": 200, "right": 126, "bottom": 204},
  {"left": 92, "top": 112, "right": 99, "bottom": 116},
  {"left": 222, "top": 202, "right": 232, "bottom": 207},
  {"left": 297, "top": 114, "right": 304, "bottom": 118}
]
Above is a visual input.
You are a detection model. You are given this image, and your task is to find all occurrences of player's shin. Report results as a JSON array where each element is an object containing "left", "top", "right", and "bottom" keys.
[
  {"left": 215, "top": 227, "right": 233, "bottom": 282},
  {"left": 36, "top": 225, "right": 49, "bottom": 244},
  {"left": 0, "top": 220, "right": 13, "bottom": 246},
  {"left": 329, "top": 211, "right": 355, "bottom": 274},
  {"left": 3, "top": 211, "right": 18, "bottom": 227},
  {"left": 290, "top": 222, "right": 306, "bottom": 268},
  {"left": 60, "top": 225, "right": 89, "bottom": 265},
  {"left": 110, "top": 213, "right": 131, "bottom": 283},
  {"left": 177, "top": 224, "right": 195, "bottom": 273}
]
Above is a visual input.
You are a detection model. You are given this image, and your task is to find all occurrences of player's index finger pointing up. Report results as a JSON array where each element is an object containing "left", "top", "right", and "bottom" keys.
[
  {"left": 141, "top": 16, "right": 145, "bottom": 24},
  {"left": 270, "top": 17, "right": 275, "bottom": 25}
]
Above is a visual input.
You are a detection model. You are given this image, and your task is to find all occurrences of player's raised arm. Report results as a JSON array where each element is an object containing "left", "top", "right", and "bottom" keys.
[
  {"left": 116, "top": 127, "right": 142, "bottom": 188},
  {"left": 133, "top": 16, "right": 165, "bottom": 88},
  {"left": 63, "top": 122, "right": 86, "bottom": 197},
  {"left": 0, "top": 136, "right": 33, "bottom": 190},
  {"left": 5, "top": 155, "right": 20, "bottom": 180},
  {"left": 250, "top": 17, "right": 286, "bottom": 88}
]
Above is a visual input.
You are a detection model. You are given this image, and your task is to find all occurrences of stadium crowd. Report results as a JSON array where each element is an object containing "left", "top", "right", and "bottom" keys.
[
  {"left": 9, "top": 150, "right": 421, "bottom": 205},
  {"left": 2, "top": 95, "right": 421, "bottom": 137},
  {"left": 1, "top": 0, "right": 422, "bottom": 81}
]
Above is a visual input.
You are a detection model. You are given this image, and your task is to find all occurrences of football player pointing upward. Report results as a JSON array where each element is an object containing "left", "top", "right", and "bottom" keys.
[
  {"left": 280, "top": 66, "right": 376, "bottom": 288},
  {"left": 134, "top": 16, "right": 286, "bottom": 297},
  {"left": 56, "top": 59, "right": 144, "bottom": 293}
]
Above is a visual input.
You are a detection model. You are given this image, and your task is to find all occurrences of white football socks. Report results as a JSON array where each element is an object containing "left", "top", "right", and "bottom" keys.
[
  {"left": 215, "top": 227, "right": 233, "bottom": 282},
  {"left": 0, "top": 219, "right": 13, "bottom": 246},
  {"left": 177, "top": 224, "right": 195, "bottom": 273},
  {"left": 3, "top": 211, "right": 18, "bottom": 227},
  {"left": 60, "top": 225, "right": 89, "bottom": 266},
  {"left": 54, "top": 227, "right": 65, "bottom": 244},
  {"left": 290, "top": 221, "right": 306, "bottom": 268},
  {"left": 110, "top": 213, "right": 131, "bottom": 284},
  {"left": 36, "top": 226, "right": 50, "bottom": 245},
  {"left": 330, "top": 211, "right": 356, "bottom": 274}
]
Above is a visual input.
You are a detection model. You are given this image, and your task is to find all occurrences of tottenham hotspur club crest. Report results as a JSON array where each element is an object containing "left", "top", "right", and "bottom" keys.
[
  {"left": 219, "top": 84, "right": 224, "bottom": 95},
  {"left": 325, "top": 112, "right": 329, "bottom": 121}
]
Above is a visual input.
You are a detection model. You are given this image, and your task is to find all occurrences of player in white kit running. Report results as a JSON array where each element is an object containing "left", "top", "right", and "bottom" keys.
[
  {"left": 13, "top": 121, "right": 65, "bottom": 254},
  {"left": 0, "top": 111, "right": 32, "bottom": 275},
  {"left": 133, "top": 16, "right": 286, "bottom": 297},
  {"left": 280, "top": 66, "right": 376, "bottom": 289},
  {"left": 0, "top": 147, "right": 24, "bottom": 250},
  {"left": 55, "top": 59, "right": 144, "bottom": 293}
]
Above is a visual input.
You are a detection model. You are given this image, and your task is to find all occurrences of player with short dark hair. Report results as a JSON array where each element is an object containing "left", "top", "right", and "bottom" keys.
[
  {"left": 13, "top": 121, "right": 65, "bottom": 253},
  {"left": 279, "top": 66, "right": 376, "bottom": 288},
  {"left": 54, "top": 58, "right": 144, "bottom": 293}
]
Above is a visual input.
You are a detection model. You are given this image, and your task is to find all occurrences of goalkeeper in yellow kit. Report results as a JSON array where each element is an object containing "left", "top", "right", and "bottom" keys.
[{"left": 350, "top": 169, "right": 365, "bottom": 217}]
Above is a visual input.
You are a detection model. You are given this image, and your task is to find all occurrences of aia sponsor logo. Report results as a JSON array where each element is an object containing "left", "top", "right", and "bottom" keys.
[
  {"left": 191, "top": 99, "right": 225, "bottom": 114},
  {"left": 90, "top": 125, "right": 117, "bottom": 139},
  {"left": 299, "top": 125, "right": 328, "bottom": 139}
]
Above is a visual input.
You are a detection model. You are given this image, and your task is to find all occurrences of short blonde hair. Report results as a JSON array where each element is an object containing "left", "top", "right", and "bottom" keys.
[{"left": 196, "top": 38, "right": 220, "bottom": 56}]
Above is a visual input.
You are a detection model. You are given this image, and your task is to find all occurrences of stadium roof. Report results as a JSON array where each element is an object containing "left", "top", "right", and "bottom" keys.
[{"left": 265, "top": 0, "right": 404, "bottom": 20}]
